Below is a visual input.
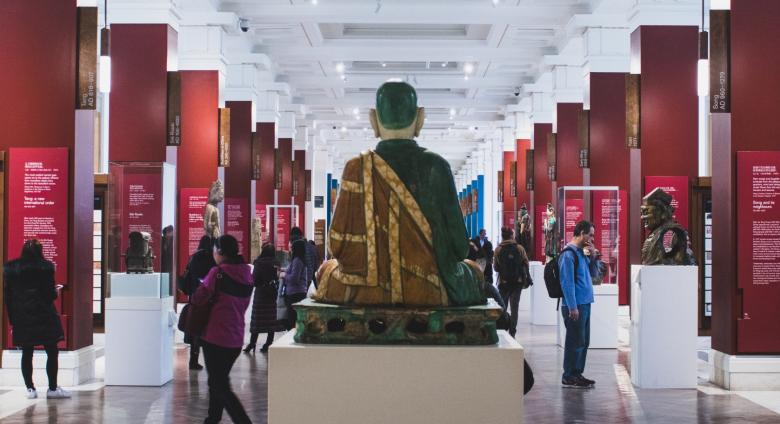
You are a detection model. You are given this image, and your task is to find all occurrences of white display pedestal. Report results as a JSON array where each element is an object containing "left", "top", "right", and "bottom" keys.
[
  {"left": 556, "top": 284, "right": 618, "bottom": 349},
  {"left": 108, "top": 272, "right": 168, "bottom": 298},
  {"left": 710, "top": 350, "right": 780, "bottom": 390},
  {"left": 530, "top": 262, "right": 557, "bottom": 325},
  {"left": 105, "top": 296, "right": 175, "bottom": 386},
  {"left": 268, "top": 331, "right": 524, "bottom": 424},
  {"left": 630, "top": 265, "right": 698, "bottom": 389},
  {"left": 0, "top": 346, "right": 96, "bottom": 387}
]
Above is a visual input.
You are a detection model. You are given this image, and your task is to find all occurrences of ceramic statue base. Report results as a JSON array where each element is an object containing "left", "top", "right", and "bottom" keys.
[
  {"left": 269, "top": 331, "right": 524, "bottom": 424},
  {"left": 293, "top": 298, "right": 502, "bottom": 345}
]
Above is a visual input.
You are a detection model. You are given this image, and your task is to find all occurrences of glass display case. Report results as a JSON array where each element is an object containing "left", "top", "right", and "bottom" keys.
[{"left": 556, "top": 186, "right": 623, "bottom": 285}]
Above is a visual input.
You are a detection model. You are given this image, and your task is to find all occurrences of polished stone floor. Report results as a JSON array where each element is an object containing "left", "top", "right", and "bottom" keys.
[{"left": 0, "top": 310, "right": 779, "bottom": 423}]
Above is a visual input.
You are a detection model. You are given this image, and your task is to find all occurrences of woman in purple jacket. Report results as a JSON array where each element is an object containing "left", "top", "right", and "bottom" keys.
[
  {"left": 282, "top": 239, "right": 309, "bottom": 330},
  {"left": 191, "top": 235, "right": 253, "bottom": 424}
]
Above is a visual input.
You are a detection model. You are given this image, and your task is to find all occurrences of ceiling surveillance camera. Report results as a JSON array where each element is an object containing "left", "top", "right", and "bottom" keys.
[
  {"left": 239, "top": 18, "right": 250, "bottom": 33},
  {"left": 514, "top": 87, "right": 520, "bottom": 97}
]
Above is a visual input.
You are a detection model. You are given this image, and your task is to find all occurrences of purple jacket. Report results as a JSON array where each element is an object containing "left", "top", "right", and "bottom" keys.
[
  {"left": 191, "top": 263, "right": 253, "bottom": 349},
  {"left": 283, "top": 257, "right": 308, "bottom": 296}
]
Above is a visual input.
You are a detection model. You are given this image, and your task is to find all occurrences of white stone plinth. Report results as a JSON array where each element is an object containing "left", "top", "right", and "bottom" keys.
[
  {"left": 105, "top": 296, "right": 175, "bottom": 386},
  {"left": 710, "top": 350, "right": 780, "bottom": 390},
  {"left": 630, "top": 265, "right": 698, "bottom": 389},
  {"left": 0, "top": 346, "right": 96, "bottom": 387},
  {"left": 530, "top": 262, "right": 557, "bottom": 325},
  {"left": 268, "top": 331, "right": 524, "bottom": 424},
  {"left": 109, "top": 272, "right": 169, "bottom": 298},
  {"left": 556, "top": 284, "right": 618, "bottom": 349}
]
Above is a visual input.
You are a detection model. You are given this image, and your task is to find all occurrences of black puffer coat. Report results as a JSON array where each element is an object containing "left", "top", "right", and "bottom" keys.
[{"left": 4, "top": 258, "right": 64, "bottom": 346}]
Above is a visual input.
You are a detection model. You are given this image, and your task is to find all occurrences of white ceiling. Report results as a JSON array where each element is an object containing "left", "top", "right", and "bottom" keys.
[{"left": 174, "top": 0, "right": 699, "bottom": 174}]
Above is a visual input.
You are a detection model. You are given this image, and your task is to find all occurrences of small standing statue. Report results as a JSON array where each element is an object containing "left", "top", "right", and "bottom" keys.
[
  {"left": 542, "top": 203, "right": 558, "bottom": 262},
  {"left": 125, "top": 231, "right": 154, "bottom": 273},
  {"left": 516, "top": 203, "right": 531, "bottom": 255},
  {"left": 250, "top": 217, "right": 262, "bottom": 261},
  {"left": 640, "top": 188, "right": 695, "bottom": 265},
  {"left": 203, "top": 180, "right": 224, "bottom": 239}
]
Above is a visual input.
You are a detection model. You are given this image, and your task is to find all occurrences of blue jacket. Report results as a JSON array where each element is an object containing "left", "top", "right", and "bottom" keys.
[{"left": 558, "top": 243, "right": 596, "bottom": 310}]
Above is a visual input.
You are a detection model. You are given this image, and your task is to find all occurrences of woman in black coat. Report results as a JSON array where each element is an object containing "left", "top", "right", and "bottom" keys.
[
  {"left": 4, "top": 240, "right": 70, "bottom": 399},
  {"left": 180, "top": 235, "right": 216, "bottom": 370},
  {"left": 244, "top": 244, "right": 286, "bottom": 353}
]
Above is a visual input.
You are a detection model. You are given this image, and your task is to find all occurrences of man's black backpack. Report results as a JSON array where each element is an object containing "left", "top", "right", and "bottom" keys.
[
  {"left": 497, "top": 243, "right": 523, "bottom": 287},
  {"left": 543, "top": 246, "right": 578, "bottom": 308}
]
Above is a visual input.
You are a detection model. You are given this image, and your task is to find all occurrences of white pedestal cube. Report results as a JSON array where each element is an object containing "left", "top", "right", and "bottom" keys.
[
  {"left": 108, "top": 272, "right": 169, "bottom": 298},
  {"left": 0, "top": 346, "right": 96, "bottom": 387},
  {"left": 630, "top": 265, "right": 698, "bottom": 389},
  {"left": 530, "top": 262, "right": 557, "bottom": 326},
  {"left": 710, "top": 350, "right": 780, "bottom": 390},
  {"left": 105, "top": 296, "right": 175, "bottom": 386},
  {"left": 556, "top": 284, "right": 618, "bottom": 349},
  {"left": 268, "top": 331, "right": 524, "bottom": 424}
]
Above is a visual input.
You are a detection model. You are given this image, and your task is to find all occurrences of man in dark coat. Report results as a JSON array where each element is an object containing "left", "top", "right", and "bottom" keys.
[
  {"left": 180, "top": 236, "right": 216, "bottom": 370},
  {"left": 471, "top": 228, "right": 494, "bottom": 284}
]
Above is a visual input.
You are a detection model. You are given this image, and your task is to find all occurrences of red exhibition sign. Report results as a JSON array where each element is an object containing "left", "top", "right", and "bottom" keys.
[
  {"left": 736, "top": 151, "right": 780, "bottom": 353},
  {"left": 120, "top": 169, "right": 163, "bottom": 272},
  {"left": 563, "top": 198, "right": 584, "bottom": 242},
  {"left": 7, "top": 148, "right": 69, "bottom": 286},
  {"left": 256, "top": 204, "right": 268, "bottom": 245},
  {"left": 178, "top": 188, "right": 209, "bottom": 276},
  {"left": 225, "top": 197, "right": 249, "bottom": 261},
  {"left": 645, "top": 176, "right": 689, "bottom": 230},
  {"left": 591, "top": 191, "right": 628, "bottom": 301},
  {"left": 275, "top": 208, "right": 292, "bottom": 252}
]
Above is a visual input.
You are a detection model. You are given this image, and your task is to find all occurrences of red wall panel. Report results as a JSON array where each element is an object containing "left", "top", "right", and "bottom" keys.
[
  {"left": 555, "top": 103, "right": 584, "bottom": 188},
  {"left": 711, "top": 0, "right": 780, "bottom": 355},
  {"left": 294, "top": 150, "right": 307, "bottom": 234},
  {"left": 278, "top": 138, "right": 293, "bottom": 206},
  {"left": 256, "top": 123, "right": 276, "bottom": 206},
  {"left": 225, "top": 101, "right": 253, "bottom": 199},
  {"left": 533, "top": 124, "right": 553, "bottom": 211},
  {"left": 515, "top": 139, "right": 531, "bottom": 209},
  {"left": 109, "top": 24, "right": 174, "bottom": 162},
  {"left": 502, "top": 151, "right": 515, "bottom": 219},
  {"left": 588, "top": 73, "right": 629, "bottom": 189},
  {"left": 0, "top": 0, "right": 93, "bottom": 350},
  {"left": 177, "top": 71, "right": 218, "bottom": 189}
]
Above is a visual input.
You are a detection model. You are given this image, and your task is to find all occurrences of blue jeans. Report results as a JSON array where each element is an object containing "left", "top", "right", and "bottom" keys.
[{"left": 561, "top": 303, "right": 591, "bottom": 380}]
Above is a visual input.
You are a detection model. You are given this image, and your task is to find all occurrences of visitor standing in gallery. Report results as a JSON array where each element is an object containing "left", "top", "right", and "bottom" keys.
[
  {"left": 281, "top": 239, "right": 309, "bottom": 329},
  {"left": 289, "top": 226, "right": 318, "bottom": 288},
  {"left": 471, "top": 228, "right": 494, "bottom": 283},
  {"left": 245, "top": 244, "right": 286, "bottom": 354},
  {"left": 4, "top": 239, "right": 71, "bottom": 399},
  {"left": 558, "top": 220, "right": 598, "bottom": 389},
  {"left": 180, "top": 235, "right": 216, "bottom": 370},
  {"left": 191, "top": 235, "right": 254, "bottom": 424},
  {"left": 493, "top": 227, "right": 531, "bottom": 337}
]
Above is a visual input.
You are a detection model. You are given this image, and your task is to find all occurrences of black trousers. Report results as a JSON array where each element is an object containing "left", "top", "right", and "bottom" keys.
[
  {"left": 284, "top": 292, "right": 307, "bottom": 330},
  {"left": 201, "top": 340, "right": 252, "bottom": 424},
  {"left": 498, "top": 283, "right": 522, "bottom": 337},
  {"left": 21, "top": 343, "right": 58, "bottom": 391},
  {"left": 248, "top": 332, "right": 275, "bottom": 347}
]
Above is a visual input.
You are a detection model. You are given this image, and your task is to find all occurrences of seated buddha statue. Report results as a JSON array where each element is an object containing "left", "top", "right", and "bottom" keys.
[{"left": 314, "top": 82, "right": 486, "bottom": 307}]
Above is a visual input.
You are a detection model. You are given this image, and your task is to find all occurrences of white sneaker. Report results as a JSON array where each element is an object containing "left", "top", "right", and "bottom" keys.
[
  {"left": 26, "top": 388, "right": 37, "bottom": 399},
  {"left": 46, "top": 387, "right": 71, "bottom": 399}
]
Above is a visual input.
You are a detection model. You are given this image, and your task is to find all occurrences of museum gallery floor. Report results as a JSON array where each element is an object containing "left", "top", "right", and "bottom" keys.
[{"left": 0, "top": 311, "right": 778, "bottom": 424}]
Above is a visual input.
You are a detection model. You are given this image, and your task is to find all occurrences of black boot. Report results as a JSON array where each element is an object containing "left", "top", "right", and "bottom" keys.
[
  {"left": 189, "top": 340, "right": 203, "bottom": 370},
  {"left": 243, "top": 344, "right": 256, "bottom": 354}
]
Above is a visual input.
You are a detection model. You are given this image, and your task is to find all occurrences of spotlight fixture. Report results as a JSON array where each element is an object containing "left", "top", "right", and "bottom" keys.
[
  {"left": 463, "top": 62, "right": 474, "bottom": 74},
  {"left": 449, "top": 108, "right": 456, "bottom": 116},
  {"left": 335, "top": 62, "right": 345, "bottom": 73},
  {"left": 353, "top": 107, "right": 360, "bottom": 115},
  {"left": 381, "top": 62, "right": 387, "bottom": 67},
  {"left": 464, "top": 75, "right": 470, "bottom": 81},
  {"left": 341, "top": 126, "right": 347, "bottom": 132},
  {"left": 441, "top": 62, "right": 448, "bottom": 67},
  {"left": 99, "top": 0, "right": 111, "bottom": 93}
]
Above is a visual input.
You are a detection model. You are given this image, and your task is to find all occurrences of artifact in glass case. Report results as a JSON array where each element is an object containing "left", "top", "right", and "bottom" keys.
[
  {"left": 298, "top": 82, "right": 499, "bottom": 345},
  {"left": 125, "top": 231, "right": 154, "bottom": 273},
  {"left": 542, "top": 203, "right": 558, "bottom": 262},
  {"left": 640, "top": 188, "right": 695, "bottom": 265},
  {"left": 516, "top": 203, "right": 531, "bottom": 255},
  {"left": 203, "top": 179, "right": 224, "bottom": 239}
]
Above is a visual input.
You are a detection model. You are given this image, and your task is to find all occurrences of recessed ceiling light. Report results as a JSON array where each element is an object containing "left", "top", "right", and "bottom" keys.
[
  {"left": 464, "top": 75, "right": 470, "bottom": 81},
  {"left": 463, "top": 63, "right": 474, "bottom": 74},
  {"left": 341, "top": 126, "right": 347, "bottom": 132},
  {"left": 340, "top": 74, "right": 347, "bottom": 81},
  {"left": 450, "top": 108, "right": 456, "bottom": 115},
  {"left": 353, "top": 107, "right": 359, "bottom": 115},
  {"left": 381, "top": 62, "right": 387, "bottom": 67},
  {"left": 335, "top": 62, "right": 345, "bottom": 73},
  {"left": 441, "top": 62, "right": 448, "bottom": 67},
  {"left": 312, "top": 0, "right": 318, "bottom": 4}
]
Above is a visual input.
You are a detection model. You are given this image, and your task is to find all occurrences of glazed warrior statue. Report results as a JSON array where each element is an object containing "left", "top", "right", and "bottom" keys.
[
  {"left": 640, "top": 188, "right": 695, "bottom": 265},
  {"left": 203, "top": 180, "right": 224, "bottom": 239}
]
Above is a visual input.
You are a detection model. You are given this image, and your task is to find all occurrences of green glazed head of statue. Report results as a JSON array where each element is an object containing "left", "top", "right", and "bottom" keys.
[{"left": 369, "top": 81, "right": 425, "bottom": 140}]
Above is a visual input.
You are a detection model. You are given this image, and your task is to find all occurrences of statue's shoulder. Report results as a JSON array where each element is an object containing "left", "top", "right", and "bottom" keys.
[{"left": 418, "top": 149, "right": 452, "bottom": 171}]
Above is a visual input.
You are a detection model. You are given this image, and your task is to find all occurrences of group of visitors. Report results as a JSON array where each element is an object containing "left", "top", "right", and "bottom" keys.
[
  {"left": 177, "top": 226, "right": 319, "bottom": 423},
  {"left": 473, "top": 220, "right": 601, "bottom": 391}
]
